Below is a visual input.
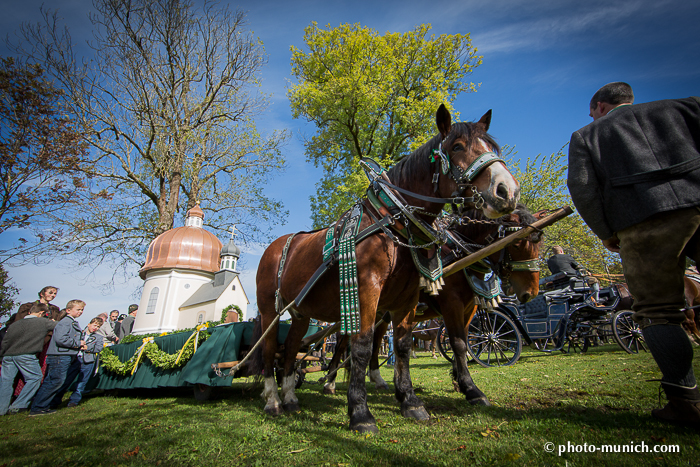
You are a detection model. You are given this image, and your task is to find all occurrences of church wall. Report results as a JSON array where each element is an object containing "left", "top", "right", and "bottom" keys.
[
  {"left": 215, "top": 276, "right": 250, "bottom": 321},
  {"left": 132, "top": 268, "right": 213, "bottom": 334}
]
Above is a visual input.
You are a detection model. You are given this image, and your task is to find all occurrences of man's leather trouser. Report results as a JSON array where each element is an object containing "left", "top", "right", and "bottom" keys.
[{"left": 616, "top": 207, "right": 700, "bottom": 326}]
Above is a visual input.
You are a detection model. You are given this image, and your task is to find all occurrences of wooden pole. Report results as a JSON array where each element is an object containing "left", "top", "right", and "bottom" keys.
[{"left": 442, "top": 205, "right": 574, "bottom": 278}]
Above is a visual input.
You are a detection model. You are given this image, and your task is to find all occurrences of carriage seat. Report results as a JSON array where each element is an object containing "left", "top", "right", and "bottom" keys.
[{"left": 540, "top": 272, "right": 569, "bottom": 289}]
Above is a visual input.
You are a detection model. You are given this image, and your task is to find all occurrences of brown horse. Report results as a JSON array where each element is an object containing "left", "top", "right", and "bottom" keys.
[
  {"left": 252, "top": 105, "right": 520, "bottom": 433},
  {"left": 323, "top": 204, "right": 541, "bottom": 405}
]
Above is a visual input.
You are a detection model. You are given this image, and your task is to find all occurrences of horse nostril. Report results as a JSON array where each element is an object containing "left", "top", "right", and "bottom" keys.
[
  {"left": 496, "top": 182, "right": 509, "bottom": 200},
  {"left": 520, "top": 293, "right": 531, "bottom": 303}
]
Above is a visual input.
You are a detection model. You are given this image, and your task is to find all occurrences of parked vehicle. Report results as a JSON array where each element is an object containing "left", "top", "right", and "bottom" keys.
[{"left": 438, "top": 272, "right": 646, "bottom": 367}]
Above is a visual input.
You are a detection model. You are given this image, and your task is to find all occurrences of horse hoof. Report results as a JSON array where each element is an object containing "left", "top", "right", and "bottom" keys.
[
  {"left": 401, "top": 406, "right": 430, "bottom": 421},
  {"left": 375, "top": 383, "right": 390, "bottom": 391},
  {"left": 283, "top": 402, "right": 300, "bottom": 413},
  {"left": 322, "top": 386, "right": 336, "bottom": 395},
  {"left": 264, "top": 405, "right": 284, "bottom": 417},
  {"left": 468, "top": 396, "right": 492, "bottom": 406},
  {"left": 350, "top": 422, "right": 379, "bottom": 434}
]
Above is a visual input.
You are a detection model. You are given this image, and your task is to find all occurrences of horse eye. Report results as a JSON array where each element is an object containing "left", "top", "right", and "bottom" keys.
[{"left": 452, "top": 144, "right": 463, "bottom": 152}]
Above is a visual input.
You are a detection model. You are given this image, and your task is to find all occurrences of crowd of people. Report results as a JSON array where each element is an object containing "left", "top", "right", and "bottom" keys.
[{"left": 0, "top": 285, "right": 139, "bottom": 416}]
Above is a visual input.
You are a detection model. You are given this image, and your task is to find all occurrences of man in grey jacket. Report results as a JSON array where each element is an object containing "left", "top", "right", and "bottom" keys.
[
  {"left": 568, "top": 82, "right": 700, "bottom": 426},
  {"left": 117, "top": 304, "right": 138, "bottom": 340},
  {"left": 0, "top": 303, "right": 56, "bottom": 415}
]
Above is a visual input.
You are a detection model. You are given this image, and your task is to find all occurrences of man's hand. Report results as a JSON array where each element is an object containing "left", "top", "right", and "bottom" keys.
[{"left": 602, "top": 235, "right": 620, "bottom": 252}]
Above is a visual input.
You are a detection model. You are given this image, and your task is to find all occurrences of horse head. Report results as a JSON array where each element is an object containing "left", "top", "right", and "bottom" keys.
[
  {"left": 387, "top": 105, "right": 519, "bottom": 220},
  {"left": 490, "top": 206, "right": 543, "bottom": 304},
  {"left": 435, "top": 105, "right": 520, "bottom": 218},
  {"left": 454, "top": 204, "right": 541, "bottom": 303}
]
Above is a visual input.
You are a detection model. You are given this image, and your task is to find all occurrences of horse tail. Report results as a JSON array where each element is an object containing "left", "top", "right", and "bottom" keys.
[{"left": 243, "top": 316, "right": 265, "bottom": 378}]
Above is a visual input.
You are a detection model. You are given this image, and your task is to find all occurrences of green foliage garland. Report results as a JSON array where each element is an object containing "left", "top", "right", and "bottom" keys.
[
  {"left": 100, "top": 331, "right": 210, "bottom": 375},
  {"left": 221, "top": 304, "right": 242, "bottom": 323}
]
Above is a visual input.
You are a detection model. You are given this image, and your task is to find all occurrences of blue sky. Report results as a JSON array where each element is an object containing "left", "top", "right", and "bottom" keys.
[{"left": 2, "top": 0, "right": 699, "bottom": 325}]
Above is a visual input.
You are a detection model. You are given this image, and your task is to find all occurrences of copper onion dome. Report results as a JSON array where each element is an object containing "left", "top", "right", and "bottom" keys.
[{"left": 139, "top": 204, "right": 222, "bottom": 279}]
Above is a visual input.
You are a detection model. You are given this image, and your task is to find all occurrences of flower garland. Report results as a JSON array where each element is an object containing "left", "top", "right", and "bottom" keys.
[{"left": 100, "top": 327, "right": 210, "bottom": 375}]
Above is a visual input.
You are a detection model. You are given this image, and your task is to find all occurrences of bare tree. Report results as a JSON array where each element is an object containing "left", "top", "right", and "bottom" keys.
[
  {"left": 0, "top": 57, "right": 93, "bottom": 264},
  {"left": 9, "top": 0, "right": 288, "bottom": 277}
]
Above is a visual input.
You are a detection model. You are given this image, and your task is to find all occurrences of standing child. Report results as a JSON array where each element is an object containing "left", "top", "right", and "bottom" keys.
[
  {"left": 29, "top": 300, "right": 86, "bottom": 416},
  {"left": 0, "top": 303, "right": 57, "bottom": 415},
  {"left": 56, "top": 317, "right": 104, "bottom": 407}
]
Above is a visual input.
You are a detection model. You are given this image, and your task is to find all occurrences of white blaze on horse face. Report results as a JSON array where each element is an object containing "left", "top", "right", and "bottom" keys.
[{"left": 476, "top": 138, "right": 520, "bottom": 219}]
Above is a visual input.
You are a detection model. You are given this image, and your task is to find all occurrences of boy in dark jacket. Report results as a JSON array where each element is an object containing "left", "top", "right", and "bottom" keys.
[
  {"left": 0, "top": 303, "right": 56, "bottom": 415},
  {"left": 29, "top": 300, "right": 85, "bottom": 416}
]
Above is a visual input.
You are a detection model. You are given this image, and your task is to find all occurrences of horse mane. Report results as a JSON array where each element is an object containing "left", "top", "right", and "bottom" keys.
[{"left": 385, "top": 121, "right": 502, "bottom": 188}]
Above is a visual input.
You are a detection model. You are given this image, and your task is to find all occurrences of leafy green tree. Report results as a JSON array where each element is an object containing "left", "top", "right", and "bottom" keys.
[
  {"left": 506, "top": 147, "right": 623, "bottom": 279},
  {"left": 0, "top": 264, "right": 18, "bottom": 321},
  {"left": 288, "top": 23, "right": 482, "bottom": 228},
  {"left": 11, "top": 0, "right": 288, "bottom": 277}
]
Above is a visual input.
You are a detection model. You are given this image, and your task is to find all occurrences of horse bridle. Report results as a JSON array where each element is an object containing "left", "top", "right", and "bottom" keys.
[
  {"left": 491, "top": 225, "right": 541, "bottom": 289},
  {"left": 430, "top": 135, "right": 505, "bottom": 213}
]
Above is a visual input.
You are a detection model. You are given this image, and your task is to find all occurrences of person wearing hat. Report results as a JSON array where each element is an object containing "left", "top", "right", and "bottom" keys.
[{"left": 117, "top": 305, "right": 138, "bottom": 340}]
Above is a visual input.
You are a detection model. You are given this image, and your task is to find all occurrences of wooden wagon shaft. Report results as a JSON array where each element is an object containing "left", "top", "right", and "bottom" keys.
[
  {"left": 212, "top": 352, "right": 322, "bottom": 370},
  {"left": 299, "top": 365, "right": 327, "bottom": 375},
  {"left": 300, "top": 322, "right": 340, "bottom": 348},
  {"left": 442, "top": 205, "right": 574, "bottom": 278}
]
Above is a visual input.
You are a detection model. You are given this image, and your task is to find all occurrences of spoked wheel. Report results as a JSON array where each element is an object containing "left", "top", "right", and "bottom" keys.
[
  {"left": 559, "top": 312, "right": 588, "bottom": 354},
  {"left": 437, "top": 324, "right": 454, "bottom": 362},
  {"left": 613, "top": 310, "right": 647, "bottom": 354},
  {"left": 466, "top": 310, "right": 522, "bottom": 367}
]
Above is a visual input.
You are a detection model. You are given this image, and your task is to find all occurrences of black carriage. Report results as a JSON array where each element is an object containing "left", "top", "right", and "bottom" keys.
[{"left": 438, "top": 272, "right": 647, "bottom": 367}]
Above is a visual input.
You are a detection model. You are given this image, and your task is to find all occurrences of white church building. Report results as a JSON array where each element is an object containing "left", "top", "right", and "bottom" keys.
[{"left": 131, "top": 204, "right": 249, "bottom": 334}]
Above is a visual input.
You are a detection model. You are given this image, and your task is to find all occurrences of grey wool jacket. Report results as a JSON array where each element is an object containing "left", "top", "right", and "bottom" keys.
[
  {"left": 47, "top": 315, "right": 84, "bottom": 356},
  {"left": 0, "top": 316, "right": 57, "bottom": 357},
  {"left": 568, "top": 96, "right": 700, "bottom": 240},
  {"left": 80, "top": 331, "right": 104, "bottom": 364}
]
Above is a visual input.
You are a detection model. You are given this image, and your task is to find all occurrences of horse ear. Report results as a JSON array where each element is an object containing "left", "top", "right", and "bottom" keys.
[
  {"left": 436, "top": 104, "right": 452, "bottom": 138},
  {"left": 478, "top": 109, "right": 492, "bottom": 132}
]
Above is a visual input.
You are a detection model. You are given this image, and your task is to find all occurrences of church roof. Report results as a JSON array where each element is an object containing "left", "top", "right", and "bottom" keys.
[
  {"left": 179, "top": 270, "right": 249, "bottom": 308},
  {"left": 139, "top": 204, "right": 222, "bottom": 279},
  {"left": 221, "top": 238, "right": 241, "bottom": 258}
]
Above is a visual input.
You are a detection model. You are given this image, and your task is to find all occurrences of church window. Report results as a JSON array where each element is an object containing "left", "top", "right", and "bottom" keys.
[
  {"left": 146, "top": 287, "right": 159, "bottom": 314},
  {"left": 198, "top": 313, "right": 204, "bottom": 324},
  {"left": 232, "top": 284, "right": 236, "bottom": 291},
  {"left": 224, "top": 259, "right": 229, "bottom": 269}
]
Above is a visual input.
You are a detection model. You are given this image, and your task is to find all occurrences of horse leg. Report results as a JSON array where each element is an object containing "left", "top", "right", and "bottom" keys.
[
  {"left": 279, "top": 316, "right": 310, "bottom": 412},
  {"left": 323, "top": 333, "right": 347, "bottom": 395},
  {"left": 368, "top": 321, "right": 390, "bottom": 391},
  {"left": 259, "top": 312, "right": 284, "bottom": 416},
  {"left": 393, "top": 317, "right": 430, "bottom": 421},
  {"left": 445, "top": 303, "right": 490, "bottom": 406},
  {"left": 431, "top": 334, "right": 438, "bottom": 359},
  {"left": 347, "top": 328, "right": 378, "bottom": 433}
]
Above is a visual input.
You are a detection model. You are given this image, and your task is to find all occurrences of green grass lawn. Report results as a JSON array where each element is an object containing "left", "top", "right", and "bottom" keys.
[{"left": 2, "top": 345, "right": 699, "bottom": 467}]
